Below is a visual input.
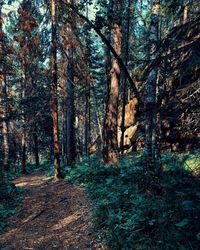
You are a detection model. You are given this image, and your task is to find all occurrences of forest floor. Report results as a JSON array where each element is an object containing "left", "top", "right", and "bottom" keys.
[{"left": 0, "top": 172, "right": 104, "bottom": 250}]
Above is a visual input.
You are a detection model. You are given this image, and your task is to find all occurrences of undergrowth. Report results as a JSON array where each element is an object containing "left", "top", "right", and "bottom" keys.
[
  {"left": 66, "top": 151, "right": 200, "bottom": 250},
  {"left": 0, "top": 182, "right": 25, "bottom": 239}
]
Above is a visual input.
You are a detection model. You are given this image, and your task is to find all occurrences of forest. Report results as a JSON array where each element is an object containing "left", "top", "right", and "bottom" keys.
[{"left": 0, "top": 0, "right": 200, "bottom": 249}]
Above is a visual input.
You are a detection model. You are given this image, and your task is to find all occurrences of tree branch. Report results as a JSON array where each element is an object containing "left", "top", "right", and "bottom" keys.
[{"left": 61, "top": 1, "right": 141, "bottom": 102}]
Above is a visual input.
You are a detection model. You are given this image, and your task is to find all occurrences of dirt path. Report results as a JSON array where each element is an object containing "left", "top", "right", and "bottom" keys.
[{"left": 0, "top": 173, "right": 104, "bottom": 250}]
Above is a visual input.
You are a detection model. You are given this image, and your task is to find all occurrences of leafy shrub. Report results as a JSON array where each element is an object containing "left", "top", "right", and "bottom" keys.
[{"left": 67, "top": 152, "right": 200, "bottom": 249}]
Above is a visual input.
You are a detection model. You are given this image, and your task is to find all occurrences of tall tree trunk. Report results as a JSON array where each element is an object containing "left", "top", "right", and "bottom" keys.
[
  {"left": 30, "top": 78, "right": 39, "bottom": 167},
  {"left": 0, "top": 4, "right": 9, "bottom": 173},
  {"left": 66, "top": 34, "right": 76, "bottom": 165},
  {"left": 21, "top": 65, "right": 27, "bottom": 174},
  {"left": 21, "top": 131, "right": 27, "bottom": 174},
  {"left": 91, "top": 85, "right": 103, "bottom": 143},
  {"left": 0, "top": 74, "right": 9, "bottom": 171},
  {"left": 120, "top": 0, "right": 131, "bottom": 152},
  {"left": 51, "top": 0, "right": 61, "bottom": 177},
  {"left": 84, "top": 5, "right": 91, "bottom": 156},
  {"left": 0, "top": 0, "right": 2, "bottom": 178},
  {"left": 144, "top": 0, "right": 160, "bottom": 168},
  {"left": 33, "top": 125, "right": 39, "bottom": 167},
  {"left": 105, "top": 0, "right": 113, "bottom": 88},
  {"left": 84, "top": 83, "right": 89, "bottom": 156},
  {"left": 103, "top": 9, "right": 122, "bottom": 164},
  {"left": 61, "top": 107, "right": 65, "bottom": 164}
]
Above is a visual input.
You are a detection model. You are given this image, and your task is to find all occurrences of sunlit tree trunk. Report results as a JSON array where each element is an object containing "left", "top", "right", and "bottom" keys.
[
  {"left": 144, "top": 0, "right": 160, "bottom": 168},
  {"left": 103, "top": 2, "right": 122, "bottom": 163},
  {"left": 183, "top": 0, "right": 189, "bottom": 24},
  {"left": 51, "top": 0, "right": 61, "bottom": 177}
]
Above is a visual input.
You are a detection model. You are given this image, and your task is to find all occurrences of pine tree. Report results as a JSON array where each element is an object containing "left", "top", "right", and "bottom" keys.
[{"left": 103, "top": 0, "right": 123, "bottom": 164}]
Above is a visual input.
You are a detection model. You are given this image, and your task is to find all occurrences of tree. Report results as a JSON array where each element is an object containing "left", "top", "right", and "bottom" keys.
[
  {"left": 13, "top": 0, "right": 41, "bottom": 174},
  {"left": 51, "top": 0, "right": 61, "bottom": 177},
  {"left": 144, "top": 0, "right": 160, "bottom": 168},
  {"left": 103, "top": 0, "right": 123, "bottom": 164},
  {"left": 0, "top": 1, "right": 9, "bottom": 172},
  {"left": 120, "top": 0, "right": 131, "bottom": 152},
  {"left": 65, "top": 4, "right": 76, "bottom": 166}
]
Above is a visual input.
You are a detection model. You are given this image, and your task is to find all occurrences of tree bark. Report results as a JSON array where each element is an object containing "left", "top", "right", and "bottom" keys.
[
  {"left": 183, "top": 0, "right": 189, "bottom": 24},
  {"left": 120, "top": 0, "right": 131, "bottom": 152},
  {"left": 84, "top": 83, "right": 89, "bottom": 156},
  {"left": 91, "top": 85, "right": 103, "bottom": 144},
  {"left": 0, "top": 4, "right": 9, "bottom": 173},
  {"left": 33, "top": 125, "right": 39, "bottom": 167},
  {"left": 21, "top": 64, "right": 27, "bottom": 174},
  {"left": 51, "top": 0, "right": 61, "bottom": 177},
  {"left": 105, "top": 0, "right": 113, "bottom": 87},
  {"left": 84, "top": 5, "right": 91, "bottom": 156},
  {"left": 103, "top": 16, "right": 122, "bottom": 163},
  {"left": 66, "top": 44, "right": 76, "bottom": 165},
  {"left": 0, "top": 74, "right": 9, "bottom": 171},
  {"left": 144, "top": 0, "right": 160, "bottom": 168},
  {"left": 21, "top": 131, "right": 27, "bottom": 174}
]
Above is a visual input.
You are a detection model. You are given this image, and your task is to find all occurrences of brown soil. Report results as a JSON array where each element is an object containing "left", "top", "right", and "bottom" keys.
[{"left": 0, "top": 172, "right": 105, "bottom": 250}]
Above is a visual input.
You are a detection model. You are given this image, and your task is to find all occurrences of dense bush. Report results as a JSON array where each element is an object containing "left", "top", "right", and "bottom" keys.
[{"left": 66, "top": 152, "right": 200, "bottom": 249}]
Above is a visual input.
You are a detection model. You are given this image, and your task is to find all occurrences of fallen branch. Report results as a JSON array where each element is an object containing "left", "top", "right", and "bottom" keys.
[{"left": 23, "top": 209, "right": 45, "bottom": 223}]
